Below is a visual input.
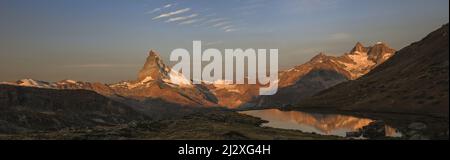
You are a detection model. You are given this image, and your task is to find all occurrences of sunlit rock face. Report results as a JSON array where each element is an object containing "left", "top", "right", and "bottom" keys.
[
  {"left": 246, "top": 42, "right": 396, "bottom": 108},
  {"left": 108, "top": 50, "right": 218, "bottom": 107},
  {"left": 137, "top": 50, "right": 171, "bottom": 82}
]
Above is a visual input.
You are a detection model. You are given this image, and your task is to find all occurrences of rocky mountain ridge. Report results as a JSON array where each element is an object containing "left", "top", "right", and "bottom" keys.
[{"left": 1, "top": 42, "right": 396, "bottom": 109}]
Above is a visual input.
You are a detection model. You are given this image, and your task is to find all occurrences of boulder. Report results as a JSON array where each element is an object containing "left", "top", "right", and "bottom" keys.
[{"left": 408, "top": 122, "right": 427, "bottom": 130}]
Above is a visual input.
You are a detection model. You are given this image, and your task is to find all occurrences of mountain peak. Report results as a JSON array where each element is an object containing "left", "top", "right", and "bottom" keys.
[
  {"left": 367, "top": 42, "right": 396, "bottom": 63},
  {"left": 375, "top": 42, "right": 391, "bottom": 49},
  {"left": 310, "top": 52, "right": 329, "bottom": 62},
  {"left": 372, "top": 41, "right": 390, "bottom": 48},
  {"left": 137, "top": 50, "right": 171, "bottom": 81},
  {"left": 148, "top": 50, "right": 160, "bottom": 57},
  {"left": 15, "top": 79, "right": 52, "bottom": 88},
  {"left": 351, "top": 42, "right": 367, "bottom": 53}
]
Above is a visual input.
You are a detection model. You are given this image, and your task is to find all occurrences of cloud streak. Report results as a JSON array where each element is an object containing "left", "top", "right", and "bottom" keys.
[
  {"left": 212, "top": 21, "right": 230, "bottom": 27},
  {"left": 152, "top": 8, "right": 191, "bottom": 20},
  {"left": 166, "top": 14, "right": 198, "bottom": 23},
  {"left": 146, "top": 8, "right": 161, "bottom": 14},
  {"left": 164, "top": 3, "right": 175, "bottom": 8},
  {"left": 147, "top": 3, "right": 240, "bottom": 33},
  {"left": 221, "top": 25, "right": 234, "bottom": 30},
  {"left": 204, "top": 18, "right": 227, "bottom": 24},
  {"left": 225, "top": 28, "right": 238, "bottom": 32},
  {"left": 146, "top": 3, "right": 177, "bottom": 14},
  {"left": 179, "top": 18, "right": 205, "bottom": 25}
]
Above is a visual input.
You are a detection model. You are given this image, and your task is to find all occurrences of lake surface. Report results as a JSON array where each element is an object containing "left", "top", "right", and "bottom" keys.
[{"left": 239, "top": 109, "right": 402, "bottom": 138}]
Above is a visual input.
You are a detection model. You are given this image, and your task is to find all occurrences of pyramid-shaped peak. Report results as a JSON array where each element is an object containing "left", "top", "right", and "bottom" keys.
[
  {"left": 143, "top": 50, "right": 163, "bottom": 65},
  {"left": 355, "top": 42, "right": 364, "bottom": 46},
  {"left": 351, "top": 42, "right": 367, "bottom": 53},
  {"left": 148, "top": 50, "right": 160, "bottom": 57},
  {"left": 310, "top": 52, "right": 330, "bottom": 62},
  {"left": 138, "top": 50, "right": 171, "bottom": 81},
  {"left": 315, "top": 52, "right": 328, "bottom": 58}
]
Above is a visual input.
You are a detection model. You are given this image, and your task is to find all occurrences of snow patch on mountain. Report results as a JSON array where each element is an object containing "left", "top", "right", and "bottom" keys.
[
  {"left": 56, "top": 79, "right": 79, "bottom": 85},
  {"left": 65, "top": 80, "right": 78, "bottom": 84},
  {"left": 339, "top": 51, "right": 376, "bottom": 78},
  {"left": 141, "top": 76, "right": 154, "bottom": 83},
  {"left": 14, "top": 79, "right": 53, "bottom": 88},
  {"left": 162, "top": 69, "right": 192, "bottom": 87}
]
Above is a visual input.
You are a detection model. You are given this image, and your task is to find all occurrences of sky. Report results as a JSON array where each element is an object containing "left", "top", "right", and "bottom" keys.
[{"left": 0, "top": 0, "right": 448, "bottom": 83}]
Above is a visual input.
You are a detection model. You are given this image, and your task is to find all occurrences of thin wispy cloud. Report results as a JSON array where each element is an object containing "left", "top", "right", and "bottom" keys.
[
  {"left": 166, "top": 14, "right": 198, "bottom": 23},
  {"left": 205, "top": 18, "right": 227, "bottom": 24},
  {"left": 146, "top": 3, "right": 176, "bottom": 14},
  {"left": 179, "top": 18, "right": 205, "bottom": 25},
  {"left": 146, "top": 3, "right": 240, "bottom": 33},
  {"left": 212, "top": 21, "right": 230, "bottom": 27},
  {"left": 195, "top": 18, "right": 226, "bottom": 27},
  {"left": 225, "top": 28, "right": 238, "bottom": 32},
  {"left": 221, "top": 25, "right": 234, "bottom": 30},
  {"left": 152, "top": 8, "right": 191, "bottom": 20},
  {"left": 146, "top": 8, "right": 161, "bottom": 14},
  {"left": 164, "top": 3, "right": 175, "bottom": 8}
]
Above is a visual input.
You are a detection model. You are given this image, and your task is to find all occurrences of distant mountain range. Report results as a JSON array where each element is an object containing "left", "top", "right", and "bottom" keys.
[
  {"left": 0, "top": 23, "right": 448, "bottom": 139},
  {"left": 1, "top": 50, "right": 219, "bottom": 108},
  {"left": 289, "top": 24, "right": 449, "bottom": 118},
  {"left": 0, "top": 42, "right": 396, "bottom": 109},
  {"left": 251, "top": 42, "right": 396, "bottom": 107},
  {"left": 3, "top": 42, "right": 395, "bottom": 108},
  {"left": 0, "top": 25, "right": 446, "bottom": 115}
]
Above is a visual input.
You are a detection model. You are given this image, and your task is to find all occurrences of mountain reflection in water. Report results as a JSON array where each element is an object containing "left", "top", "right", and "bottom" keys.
[{"left": 239, "top": 109, "right": 401, "bottom": 137}]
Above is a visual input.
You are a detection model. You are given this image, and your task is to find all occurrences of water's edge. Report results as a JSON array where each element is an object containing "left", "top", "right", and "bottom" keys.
[{"left": 239, "top": 109, "right": 402, "bottom": 139}]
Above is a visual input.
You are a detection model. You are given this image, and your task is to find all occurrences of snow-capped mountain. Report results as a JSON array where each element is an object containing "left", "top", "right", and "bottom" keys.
[
  {"left": 278, "top": 42, "right": 396, "bottom": 87},
  {"left": 10, "top": 79, "right": 54, "bottom": 88},
  {"left": 335, "top": 42, "right": 396, "bottom": 79},
  {"left": 1, "top": 79, "right": 70, "bottom": 88},
  {"left": 293, "top": 24, "right": 449, "bottom": 118},
  {"left": 2, "top": 79, "right": 116, "bottom": 96},
  {"left": 1, "top": 50, "right": 217, "bottom": 107},
  {"left": 108, "top": 50, "right": 217, "bottom": 106},
  {"left": 235, "top": 42, "right": 396, "bottom": 108},
  {"left": 1, "top": 42, "right": 395, "bottom": 109},
  {"left": 113, "top": 50, "right": 193, "bottom": 90}
]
